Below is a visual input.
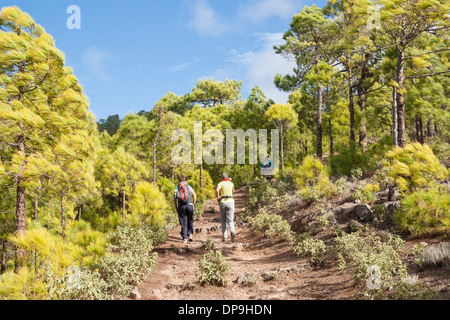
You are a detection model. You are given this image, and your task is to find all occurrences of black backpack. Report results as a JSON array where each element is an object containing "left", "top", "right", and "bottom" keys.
[{"left": 176, "top": 181, "right": 193, "bottom": 205}]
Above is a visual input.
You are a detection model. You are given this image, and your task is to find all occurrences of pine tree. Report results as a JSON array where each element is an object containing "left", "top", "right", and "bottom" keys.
[
  {"left": 0, "top": 7, "right": 89, "bottom": 269},
  {"left": 275, "top": 5, "right": 332, "bottom": 159},
  {"left": 379, "top": 0, "right": 450, "bottom": 147}
]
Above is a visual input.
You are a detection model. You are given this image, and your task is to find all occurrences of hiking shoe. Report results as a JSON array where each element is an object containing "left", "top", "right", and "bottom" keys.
[
  {"left": 188, "top": 235, "right": 193, "bottom": 242},
  {"left": 222, "top": 238, "right": 227, "bottom": 243},
  {"left": 183, "top": 239, "right": 188, "bottom": 244}
]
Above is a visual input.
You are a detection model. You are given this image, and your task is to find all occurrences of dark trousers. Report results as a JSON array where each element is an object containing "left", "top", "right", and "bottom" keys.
[{"left": 178, "top": 204, "right": 194, "bottom": 240}]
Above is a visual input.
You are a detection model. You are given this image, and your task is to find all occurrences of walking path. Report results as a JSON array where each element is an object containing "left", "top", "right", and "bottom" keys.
[{"left": 136, "top": 188, "right": 355, "bottom": 300}]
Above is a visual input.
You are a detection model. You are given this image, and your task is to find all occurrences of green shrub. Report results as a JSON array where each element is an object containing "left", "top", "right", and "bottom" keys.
[
  {"left": 352, "top": 183, "right": 380, "bottom": 204},
  {"left": 397, "top": 186, "right": 450, "bottom": 236},
  {"left": 292, "top": 233, "right": 327, "bottom": 265},
  {"left": 294, "top": 156, "right": 336, "bottom": 202},
  {"left": 94, "top": 225, "right": 158, "bottom": 298},
  {"left": 249, "top": 211, "right": 292, "bottom": 241},
  {"left": 246, "top": 177, "right": 279, "bottom": 213},
  {"left": 194, "top": 199, "right": 206, "bottom": 219},
  {"left": 202, "top": 238, "right": 216, "bottom": 251},
  {"left": 390, "top": 281, "right": 436, "bottom": 300},
  {"left": 195, "top": 250, "right": 231, "bottom": 287},
  {"left": 128, "top": 181, "right": 170, "bottom": 228},
  {"left": 331, "top": 142, "right": 375, "bottom": 177},
  {"left": 384, "top": 143, "right": 448, "bottom": 194},
  {"left": 335, "top": 232, "right": 407, "bottom": 288},
  {"left": 334, "top": 177, "right": 347, "bottom": 194}
]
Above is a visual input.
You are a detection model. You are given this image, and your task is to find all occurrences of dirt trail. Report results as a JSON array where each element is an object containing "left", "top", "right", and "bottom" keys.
[{"left": 137, "top": 187, "right": 356, "bottom": 300}]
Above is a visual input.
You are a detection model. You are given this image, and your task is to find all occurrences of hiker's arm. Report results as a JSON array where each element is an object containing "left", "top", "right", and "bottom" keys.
[
  {"left": 216, "top": 186, "right": 221, "bottom": 203},
  {"left": 191, "top": 189, "right": 197, "bottom": 205}
]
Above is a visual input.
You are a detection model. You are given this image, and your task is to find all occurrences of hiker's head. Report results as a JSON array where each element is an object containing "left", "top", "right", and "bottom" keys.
[
  {"left": 178, "top": 174, "right": 186, "bottom": 182},
  {"left": 221, "top": 172, "right": 229, "bottom": 180}
]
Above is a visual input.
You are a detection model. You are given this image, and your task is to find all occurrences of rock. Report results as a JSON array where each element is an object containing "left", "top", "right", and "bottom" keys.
[
  {"left": 333, "top": 202, "right": 359, "bottom": 216},
  {"left": 150, "top": 289, "right": 162, "bottom": 299},
  {"left": 355, "top": 204, "right": 373, "bottom": 222},
  {"left": 236, "top": 220, "right": 247, "bottom": 227},
  {"left": 278, "top": 264, "right": 308, "bottom": 276},
  {"left": 236, "top": 273, "right": 259, "bottom": 286},
  {"left": 260, "top": 293, "right": 285, "bottom": 300},
  {"left": 129, "top": 287, "right": 142, "bottom": 300},
  {"left": 165, "top": 224, "right": 175, "bottom": 232},
  {"left": 348, "top": 220, "right": 364, "bottom": 233},
  {"left": 195, "top": 227, "right": 207, "bottom": 234}
]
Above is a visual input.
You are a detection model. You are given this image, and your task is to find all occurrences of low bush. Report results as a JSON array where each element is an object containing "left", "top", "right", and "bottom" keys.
[
  {"left": 94, "top": 224, "right": 158, "bottom": 298},
  {"left": 335, "top": 232, "right": 407, "bottom": 289},
  {"left": 294, "top": 156, "right": 336, "bottom": 202},
  {"left": 292, "top": 233, "right": 327, "bottom": 265},
  {"left": 383, "top": 143, "right": 448, "bottom": 194},
  {"left": 249, "top": 211, "right": 292, "bottom": 242},
  {"left": 352, "top": 183, "right": 380, "bottom": 205},
  {"left": 420, "top": 242, "right": 450, "bottom": 269},
  {"left": 396, "top": 186, "right": 450, "bottom": 236},
  {"left": 330, "top": 142, "right": 375, "bottom": 177},
  {"left": 195, "top": 250, "right": 231, "bottom": 287}
]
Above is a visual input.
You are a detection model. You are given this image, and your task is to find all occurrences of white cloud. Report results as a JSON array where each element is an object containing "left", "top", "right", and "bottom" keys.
[
  {"left": 231, "top": 33, "right": 296, "bottom": 103},
  {"left": 187, "top": 0, "right": 230, "bottom": 36},
  {"left": 169, "top": 57, "right": 200, "bottom": 73},
  {"left": 239, "top": 0, "right": 297, "bottom": 23},
  {"left": 199, "top": 33, "right": 295, "bottom": 103},
  {"left": 81, "top": 47, "right": 115, "bottom": 82}
]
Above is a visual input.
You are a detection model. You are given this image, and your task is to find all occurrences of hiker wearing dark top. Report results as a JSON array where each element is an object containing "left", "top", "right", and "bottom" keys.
[
  {"left": 216, "top": 172, "right": 236, "bottom": 242},
  {"left": 174, "top": 174, "right": 197, "bottom": 244},
  {"left": 261, "top": 155, "right": 273, "bottom": 179}
]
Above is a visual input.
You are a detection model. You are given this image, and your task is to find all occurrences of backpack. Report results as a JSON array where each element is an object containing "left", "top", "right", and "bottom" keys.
[
  {"left": 176, "top": 182, "right": 193, "bottom": 205},
  {"left": 263, "top": 159, "right": 272, "bottom": 168}
]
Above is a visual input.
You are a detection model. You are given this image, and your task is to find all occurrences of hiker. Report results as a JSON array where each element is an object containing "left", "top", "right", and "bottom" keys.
[
  {"left": 216, "top": 172, "right": 236, "bottom": 242},
  {"left": 174, "top": 174, "right": 197, "bottom": 244},
  {"left": 261, "top": 155, "right": 273, "bottom": 179}
]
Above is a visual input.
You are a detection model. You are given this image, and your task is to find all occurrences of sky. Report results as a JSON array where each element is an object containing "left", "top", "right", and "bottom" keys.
[{"left": 1, "top": 0, "right": 327, "bottom": 120}]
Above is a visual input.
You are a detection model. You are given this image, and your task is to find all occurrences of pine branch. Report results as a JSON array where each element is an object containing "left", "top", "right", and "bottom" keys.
[
  {"left": 405, "top": 48, "right": 450, "bottom": 60},
  {"left": 406, "top": 70, "right": 450, "bottom": 79}
]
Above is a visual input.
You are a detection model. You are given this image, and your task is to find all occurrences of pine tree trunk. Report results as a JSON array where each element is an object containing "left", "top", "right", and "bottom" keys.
[
  {"left": 293, "top": 139, "right": 297, "bottom": 167},
  {"left": 415, "top": 115, "right": 421, "bottom": 143},
  {"left": 396, "top": 44, "right": 407, "bottom": 148},
  {"left": 34, "top": 195, "right": 39, "bottom": 222},
  {"left": 329, "top": 113, "right": 333, "bottom": 156},
  {"left": 78, "top": 204, "right": 84, "bottom": 221},
  {"left": 153, "top": 140, "right": 157, "bottom": 187},
  {"left": 1, "top": 240, "right": 6, "bottom": 275},
  {"left": 317, "top": 87, "right": 323, "bottom": 159},
  {"left": 427, "top": 119, "right": 435, "bottom": 137},
  {"left": 14, "top": 130, "right": 26, "bottom": 273},
  {"left": 61, "top": 198, "right": 66, "bottom": 240},
  {"left": 392, "top": 87, "right": 398, "bottom": 147},
  {"left": 281, "top": 126, "right": 284, "bottom": 175},
  {"left": 419, "top": 116, "right": 424, "bottom": 144},
  {"left": 122, "top": 189, "right": 126, "bottom": 220},
  {"left": 358, "top": 88, "right": 367, "bottom": 151},
  {"left": 349, "top": 68, "right": 356, "bottom": 143},
  {"left": 200, "top": 162, "right": 204, "bottom": 189}
]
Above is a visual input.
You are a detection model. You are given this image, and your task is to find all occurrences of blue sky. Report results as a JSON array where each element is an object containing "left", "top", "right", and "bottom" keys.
[{"left": 2, "top": 0, "right": 327, "bottom": 120}]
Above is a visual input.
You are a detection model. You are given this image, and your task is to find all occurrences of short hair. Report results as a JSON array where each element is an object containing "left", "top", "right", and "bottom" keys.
[
  {"left": 178, "top": 174, "right": 186, "bottom": 181},
  {"left": 221, "top": 172, "right": 229, "bottom": 180}
]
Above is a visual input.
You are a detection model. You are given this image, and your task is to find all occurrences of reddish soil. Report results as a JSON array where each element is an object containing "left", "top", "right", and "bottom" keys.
[{"left": 137, "top": 187, "right": 450, "bottom": 301}]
